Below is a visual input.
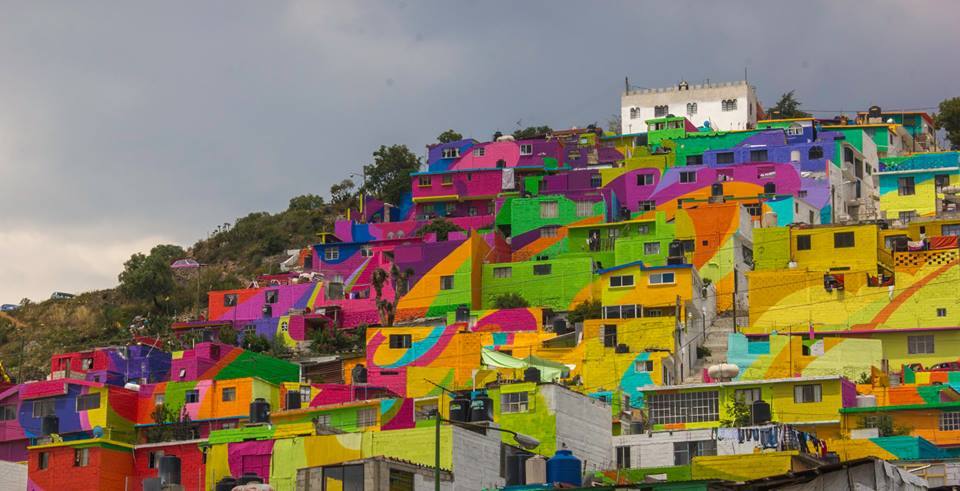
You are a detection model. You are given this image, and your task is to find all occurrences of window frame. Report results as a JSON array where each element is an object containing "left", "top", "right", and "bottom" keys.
[
  {"left": 32, "top": 399, "right": 55, "bottom": 419},
  {"left": 74, "top": 448, "right": 89, "bottom": 467},
  {"left": 184, "top": 389, "right": 200, "bottom": 404},
  {"left": 637, "top": 174, "right": 654, "bottom": 186},
  {"left": 501, "top": 392, "right": 530, "bottom": 414},
  {"left": 519, "top": 144, "right": 533, "bottom": 156},
  {"left": 679, "top": 171, "right": 697, "bottom": 184},
  {"left": 649, "top": 272, "right": 676, "bottom": 285},
  {"left": 834, "top": 231, "right": 855, "bottom": 248},
  {"left": 793, "top": 384, "right": 822, "bottom": 403},
  {"left": 898, "top": 176, "right": 916, "bottom": 196},
  {"left": 357, "top": 407, "right": 377, "bottom": 428},
  {"left": 716, "top": 152, "right": 735, "bottom": 164},
  {"left": 533, "top": 264, "right": 552, "bottom": 276},
  {"left": 616, "top": 445, "right": 631, "bottom": 469},
  {"left": 223, "top": 294, "right": 238, "bottom": 307},
  {"left": 439, "top": 275, "right": 455, "bottom": 290},
  {"left": 539, "top": 201, "right": 559, "bottom": 219},
  {"left": 796, "top": 235, "right": 811, "bottom": 251},
  {"left": 644, "top": 241, "right": 661, "bottom": 255},
  {"left": 389, "top": 334, "right": 413, "bottom": 349},
  {"left": 221, "top": 387, "right": 237, "bottom": 402},
  {"left": 609, "top": 275, "right": 635, "bottom": 288},
  {"left": 908, "top": 335, "right": 935, "bottom": 354},
  {"left": 493, "top": 267, "right": 512, "bottom": 279},
  {"left": 76, "top": 393, "right": 101, "bottom": 412},
  {"left": 418, "top": 175, "right": 432, "bottom": 187},
  {"left": 750, "top": 149, "right": 769, "bottom": 162}
]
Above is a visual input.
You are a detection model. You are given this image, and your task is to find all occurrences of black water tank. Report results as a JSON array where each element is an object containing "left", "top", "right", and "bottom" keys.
[
  {"left": 41, "top": 415, "right": 59, "bottom": 436},
  {"left": 352, "top": 364, "right": 368, "bottom": 384},
  {"left": 552, "top": 318, "right": 569, "bottom": 334},
  {"left": 239, "top": 472, "right": 263, "bottom": 485},
  {"left": 763, "top": 182, "right": 776, "bottom": 194},
  {"left": 506, "top": 453, "right": 531, "bottom": 485},
  {"left": 524, "top": 367, "right": 541, "bottom": 383},
  {"left": 286, "top": 390, "right": 302, "bottom": 411},
  {"left": 250, "top": 398, "right": 270, "bottom": 424},
  {"left": 158, "top": 455, "right": 182, "bottom": 485},
  {"left": 455, "top": 305, "right": 470, "bottom": 323},
  {"left": 751, "top": 399, "right": 772, "bottom": 425},
  {"left": 711, "top": 182, "right": 724, "bottom": 197},
  {"left": 449, "top": 397, "right": 471, "bottom": 422},
  {"left": 470, "top": 395, "right": 494, "bottom": 423},
  {"left": 215, "top": 477, "right": 238, "bottom": 491},
  {"left": 142, "top": 477, "right": 161, "bottom": 491}
]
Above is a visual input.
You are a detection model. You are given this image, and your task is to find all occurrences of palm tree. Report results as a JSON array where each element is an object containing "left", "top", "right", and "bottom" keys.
[{"left": 371, "top": 264, "right": 414, "bottom": 326}]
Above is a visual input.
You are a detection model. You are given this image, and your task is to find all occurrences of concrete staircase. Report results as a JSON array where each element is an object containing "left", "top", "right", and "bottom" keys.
[{"left": 682, "top": 316, "right": 736, "bottom": 385}]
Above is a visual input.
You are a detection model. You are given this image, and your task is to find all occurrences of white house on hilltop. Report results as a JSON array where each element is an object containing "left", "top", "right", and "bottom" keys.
[{"left": 621, "top": 80, "right": 760, "bottom": 134}]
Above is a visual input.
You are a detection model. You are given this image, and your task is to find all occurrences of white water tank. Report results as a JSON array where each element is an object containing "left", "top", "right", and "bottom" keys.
[
  {"left": 856, "top": 395, "right": 877, "bottom": 407},
  {"left": 525, "top": 455, "right": 547, "bottom": 484},
  {"left": 707, "top": 363, "right": 740, "bottom": 382},
  {"left": 124, "top": 383, "right": 141, "bottom": 392},
  {"left": 762, "top": 212, "right": 778, "bottom": 228}
]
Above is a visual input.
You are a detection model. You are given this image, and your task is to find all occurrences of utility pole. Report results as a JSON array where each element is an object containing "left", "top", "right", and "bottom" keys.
[{"left": 435, "top": 407, "right": 441, "bottom": 491}]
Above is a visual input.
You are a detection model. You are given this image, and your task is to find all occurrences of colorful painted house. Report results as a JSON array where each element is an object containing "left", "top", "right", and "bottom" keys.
[{"left": 878, "top": 152, "right": 960, "bottom": 220}]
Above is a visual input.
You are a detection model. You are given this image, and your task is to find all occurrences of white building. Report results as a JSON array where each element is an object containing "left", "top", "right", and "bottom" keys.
[{"left": 621, "top": 80, "right": 759, "bottom": 134}]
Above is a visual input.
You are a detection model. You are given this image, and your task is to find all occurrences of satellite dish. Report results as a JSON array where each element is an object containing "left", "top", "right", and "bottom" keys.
[{"left": 92, "top": 426, "right": 105, "bottom": 438}]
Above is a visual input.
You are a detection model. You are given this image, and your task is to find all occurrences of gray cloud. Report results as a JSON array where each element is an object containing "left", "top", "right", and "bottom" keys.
[{"left": 0, "top": 0, "right": 957, "bottom": 301}]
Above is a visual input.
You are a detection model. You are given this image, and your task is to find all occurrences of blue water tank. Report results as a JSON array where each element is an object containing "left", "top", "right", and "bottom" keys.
[{"left": 546, "top": 449, "right": 582, "bottom": 486}]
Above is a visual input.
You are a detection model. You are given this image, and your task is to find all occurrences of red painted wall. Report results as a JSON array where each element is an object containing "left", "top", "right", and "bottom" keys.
[
  {"left": 133, "top": 442, "right": 205, "bottom": 491},
  {"left": 29, "top": 445, "right": 134, "bottom": 491}
]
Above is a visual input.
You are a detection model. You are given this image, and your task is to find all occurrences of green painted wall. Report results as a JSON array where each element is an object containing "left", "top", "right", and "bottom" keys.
[
  {"left": 752, "top": 227, "right": 791, "bottom": 271},
  {"left": 489, "top": 383, "right": 559, "bottom": 457},
  {"left": 671, "top": 131, "right": 757, "bottom": 167},
  {"left": 482, "top": 256, "right": 595, "bottom": 311},
  {"left": 502, "top": 196, "right": 604, "bottom": 237}
]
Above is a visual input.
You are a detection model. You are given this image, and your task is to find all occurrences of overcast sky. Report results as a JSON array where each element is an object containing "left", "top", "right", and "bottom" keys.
[{"left": 0, "top": 1, "right": 957, "bottom": 302}]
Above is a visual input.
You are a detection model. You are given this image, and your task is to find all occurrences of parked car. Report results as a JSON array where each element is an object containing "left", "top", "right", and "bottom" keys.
[
  {"left": 928, "top": 362, "right": 960, "bottom": 372},
  {"left": 50, "top": 292, "right": 75, "bottom": 300},
  {"left": 0, "top": 304, "right": 18, "bottom": 312}
]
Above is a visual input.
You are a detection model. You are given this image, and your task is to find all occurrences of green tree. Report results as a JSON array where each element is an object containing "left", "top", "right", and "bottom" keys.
[
  {"left": 566, "top": 299, "right": 602, "bottom": 325},
  {"left": 768, "top": 91, "right": 811, "bottom": 119},
  {"left": 218, "top": 325, "right": 238, "bottom": 345},
  {"left": 371, "top": 265, "right": 414, "bottom": 326},
  {"left": 437, "top": 129, "right": 463, "bottom": 143},
  {"left": 720, "top": 399, "right": 751, "bottom": 428},
  {"left": 607, "top": 114, "right": 622, "bottom": 135},
  {"left": 241, "top": 332, "right": 271, "bottom": 353},
  {"left": 492, "top": 292, "right": 530, "bottom": 309},
  {"left": 288, "top": 194, "right": 326, "bottom": 211},
  {"left": 118, "top": 244, "right": 186, "bottom": 311},
  {"left": 513, "top": 126, "right": 552, "bottom": 140},
  {"left": 936, "top": 97, "right": 960, "bottom": 150},
  {"left": 329, "top": 179, "right": 356, "bottom": 206},
  {"left": 361, "top": 145, "right": 421, "bottom": 206},
  {"left": 415, "top": 218, "right": 464, "bottom": 241}
]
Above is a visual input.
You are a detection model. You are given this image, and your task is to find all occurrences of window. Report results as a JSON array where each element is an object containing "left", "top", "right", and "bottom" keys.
[
  {"left": 74, "top": 448, "right": 89, "bottom": 467},
  {"left": 178, "top": 368, "right": 187, "bottom": 380},
  {"left": 936, "top": 174, "right": 951, "bottom": 192},
  {"left": 609, "top": 275, "right": 634, "bottom": 288},
  {"left": 638, "top": 200, "right": 656, "bottom": 212},
  {"left": 629, "top": 107, "right": 639, "bottom": 120},
  {"left": 796, "top": 235, "right": 811, "bottom": 251},
  {"left": 649, "top": 272, "right": 675, "bottom": 285},
  {"left": 750, "top": 149, "right": 768, "bottom": 162},
  {"left": 415, "top": 401, "right": 439, "bottom": 421},
  {"left": 686, "top": 154, "right": 703, "bottom": 166},
  {"left": 520, "top": 144, "right": 533, "bottom": 156},
  {"left": 808, "top": 146, "right": 824, "bottom": 159},
  {"left": 793, "top": 384, "right": 822, "bottom": 403},
  {"left": 735, "top": 388, "right": 762, "bottom": 405},
  {"left": 654, "top": 105, "right": 668, "bottom": 117},
  {"left": 265, "top": 289, "right": 279, "bottom": 303},
  {"left": 674, "top": 440, "right": 717, "bottom": 466},
  {"left": 441, "top": 147, "right": 460, "bottom": 159},
  {"left": 616, "top": 446, "right": 631, "bottom": 469},
  {"left": 440, "top": 175, "right": 454, "bottom": 187},
  {"left": 440, "top": 275, "right": 454, "bottom": 290},
  {"left": 786, "top": 124, "right": 803, "bottom": 136},
  {"left": 716, "top": 152, "right": 735, "bottom": 164},
  {"left": 943, "top": 224, "right": 960, "bottom": 236},
  {"left": 185, "top": 390, "right": 200, "bottom": 404},
  {"left": 908, "top": 335, "right": 934, "bottom": 354},
  {"left": 637, "top": 174, "right": 653, "bottom": 186},
  {"left": 357, "top": 407, "right": 377, "bottom": 428},
  {"left": 501, "top": 392, "right": 529, "bottom": 413},
  {"left": 493, "top": 267, "right": 512, "bottom": 279},
  {"left": 475, "top": 147, "right": 485, "bottom": 157},
  {"left": 635, "top": 360, "right": 654, "bottom": 372},
  {"left": 32, "top": 399, "right": 55, "bottom": 418},
  {"left": 38, "top": 452, "right": 49, "bottom": 470},
  {"left": 314, "top": 414, "right": 331, "bottom": 428},
  {"left": 0, "top": 404, "right": 16, "bottom": 421},
  {"left": 898, "top": 177, "right": 916, "bottom": 196},
  {"left": 679, "top": 239, "right": 695, "bottom": 253},
  {"left": 222, "top": 387, "right": 237, "bottom": 402},
  {"left": 389, "top": 334, "right": 412, "bottom": 349},
  {"left": 567, "top": 150, "right": 580, "bottom": 161},
  {"left": 938, "top": 308, "right": 948, "bottom": 317},
  {"left": 603, "top": 324, "right": 617, "bottom": 348},
  {"left": 576, "top": 200, "right": 593, "bottom": 217},
  {"left": 533, "top": 264, "right": 552, "bottom": 276},
  {"left": 590, "top": 174, "right": 602, "bottom": 188},
  {"left": 300, "top": 386, "right": 312, "bottom": 404},
  {"left": 940, "top": 411, "right": 960, "bottom": 431},
  {"left": 148, "top": 451, "right": 165, "bottom": 469},
  {"left": 679, "top": 171, "right": 697, "bottom": 184},
  {"left": 389, "top": 469, "right": 415, "bottom": 491},
  {"left": 899, "top": 211, "right": 918, "bottom": 223},
  {"left": 539, "top": 201, "right": 559, "bottom": 219},
  {"left": 223, "top": 294, "right": 238, "bottom": 307},
  {"left": 834, "top": 232, "right": 855, "bottom": 248},
  {"left": 360, "top": 246, "right": 373, "bottom": 258},
  {"left": 418, "top": 175, "right": 432, "bottom": 187},
  {"left": 76, "top": 394, "right": 101, "bottom": 412},
  {"left": 686, "top": 102, "right": 697, "bottom": 115},
  {"left": 541, "top": 226, "right": 559, "bottom": 238},
  {"left": 721, "top": 99, "right": 737, "bottom": 111},
  {"left": 644, "top": 241, "right": 661, "bottom": 255},
  {"left": 648, "top": 391, "right": 719, "bottom": 425}
]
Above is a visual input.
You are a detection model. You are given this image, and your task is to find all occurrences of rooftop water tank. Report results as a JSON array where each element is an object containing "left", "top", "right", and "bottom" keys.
[
  {"left": 546, "top": 449, "right": 582, "bottom": 486},
  {"left": 525, "top": 455, "right": 548, "bottom": 484},
  {"left": 469, "top": 394, "right": 494, "bottom": 423},
  {"left": 249, "top": 398, "right": 270, "bottom": 424},
  {"left": 707, "top": 363, "right": 740, "bottom": 382},
  {"left": 449, "top": 397, "right": 471, "bottom": 423}
]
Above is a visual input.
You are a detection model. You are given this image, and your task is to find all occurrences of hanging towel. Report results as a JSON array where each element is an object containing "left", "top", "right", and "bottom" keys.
[
  {"left": 501, "top": 168, "right": 515, "bottom": 190},
  {"left": 718, "top": 428, "right": 738, "bottom": 441},
  {"left": 752, "top": 428, "right": 760, "bottom": 441},
  {"left": 738, "top": 428, "right": 745, "bottom": 444}
]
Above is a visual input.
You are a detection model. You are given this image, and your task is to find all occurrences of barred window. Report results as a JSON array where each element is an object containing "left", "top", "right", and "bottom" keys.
[
  {"left": 501, "top": 392, "right": 529, "bottom": 413},
  {"left": 647, "top": 391, "right": 719, "bottom": 425},
  {"left": 541, "top": 226, "right": 559, "bottom": 238},
  {"left": 940, "top": 411, "right": 960, "bottom": 431},
  {"left": 908, "top": 335, "right": 934, "bottom": 354},
  {"left": 493, "top": 267, "right": 512, "bottom": 279},
  {"left": 357, "top": 407, "right": 377, "bottom": 428},
  {"left": 576, "top": 201, "right": 594, "bottom": 217},
  {"left": 540, "top": 201, "right": 559, "bottom": 219}
]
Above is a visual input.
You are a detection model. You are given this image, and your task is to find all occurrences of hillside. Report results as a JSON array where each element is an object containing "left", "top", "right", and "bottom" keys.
[{"left": 0, "top": 194, "right": 342, "bottom": 380}]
